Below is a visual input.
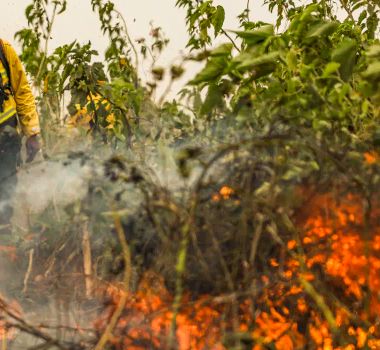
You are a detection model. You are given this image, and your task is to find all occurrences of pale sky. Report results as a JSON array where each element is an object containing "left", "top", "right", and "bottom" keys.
[{"left": 2, "top": 0, "right": 275, "bottom": 99}]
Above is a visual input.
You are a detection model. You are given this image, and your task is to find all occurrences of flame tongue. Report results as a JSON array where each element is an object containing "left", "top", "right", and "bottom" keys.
[
  {"left": 0, "top": 297, "right": 22, "bottom": 343},
  {"left": 1, "top": 191, "right": 379, "bottom": 349},
  {"left": 94, "top": 192, "right": 380, "bottom": 350},
  {"left": 96, "top": 272, "right": 225, "bottom": 350}
]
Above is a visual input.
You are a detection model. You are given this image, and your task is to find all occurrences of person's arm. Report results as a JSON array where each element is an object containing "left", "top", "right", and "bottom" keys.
[{"left": 3, "top": 40, "right": 41, "bottom": 161}]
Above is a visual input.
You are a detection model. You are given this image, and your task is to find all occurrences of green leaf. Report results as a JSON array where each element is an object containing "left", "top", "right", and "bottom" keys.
[
  {"left": 322, "top": 62, "right": 340, "bottom": 78},
  {"left": 367, "top": 44, "right": 380, "bottom": 58},
  {"left": 362, "top": 62, "right": 380, "bottom": 79},
  {"left": 358, "top": 10, "right": 367, "bottom": 25},
  {"left": 57, "top": 1, "right": 67, "bottom": 14},
  {"left": 233, "top": 51, "right": 279, "bottom": 77},
  {"left": 282, "top": 166, "right": 303, "bottom": 181},
  {"left": 300, "top": 4, "right": 319, "bottom": 21},
  {"left": 312, "top": 119, "right": 332, "bottom": 130},
  {"left": 193, "top": 92, "right": 203, "bottom": 112},
  {"left": 309, "top": 161, "right": 320, "bottom": 171},
  {"left": 232, "top": 24, "right": 274, "bottom": 46},
  {"left": 305, "top": 21, "right": 339, "bottom": 39},
  {"left": 212, "top": 5, "right": 225, "bottom": 36},
  {"left": 352, "top": 0, "right": 367, "bottom": 12},
  {"left": 200, "top": 84, "right": 224, "bottom": 115},
  {"left": 25, "top": 4, "right": 34, "bottom": 20},
  {"left": 286, "top": 49, "right": 298, "bottom": 71},
  {"left": 254, "top": 182, "right": 271, "bottom": 196},
  {"left": 331, "top": 39, "right": 357, "bottom": 81},
  {"left": 210, "top": 43, "right": 233, "bottom": 57},
  {"left": 189, "top": 57, "right": 227, "bottom": 84}
]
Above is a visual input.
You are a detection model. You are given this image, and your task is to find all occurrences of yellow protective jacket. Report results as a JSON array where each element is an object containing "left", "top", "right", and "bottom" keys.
[{"left": 0, "top": 40, "right": 40, "bottom": 137}]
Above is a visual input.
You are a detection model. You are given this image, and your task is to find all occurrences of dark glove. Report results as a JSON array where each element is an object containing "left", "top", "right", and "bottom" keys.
[{"left": 25, "top": 134, "right": 41, "bottom": 163}]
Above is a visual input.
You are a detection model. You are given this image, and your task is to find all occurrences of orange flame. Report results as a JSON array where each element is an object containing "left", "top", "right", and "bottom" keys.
[
  {"left": 0, "top": 298, "right": 22, "bottom": 343},
  {"left": 95, "top": 191, "right": 380, "bottom": 350},
  {"left": 212, "top": 185, "right": 234, "bottom": 202}
]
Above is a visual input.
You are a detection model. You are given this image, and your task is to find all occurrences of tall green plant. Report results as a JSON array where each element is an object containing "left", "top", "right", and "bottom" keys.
[
  {"left": 190, "top": 3, "right": 379, "bottom": 139},
  {"left": 176, "top": 0, "right": 226, "bottom": 50}
]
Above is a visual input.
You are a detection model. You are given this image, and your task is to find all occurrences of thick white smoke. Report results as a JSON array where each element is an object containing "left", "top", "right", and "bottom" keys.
[{"left": 12, "top": 159, "right": 93, "bottom": 232}]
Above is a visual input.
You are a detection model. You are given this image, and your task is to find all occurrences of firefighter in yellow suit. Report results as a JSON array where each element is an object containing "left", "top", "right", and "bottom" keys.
[{"left": 0, "top": 39, "right": 40, "bottom": 232}]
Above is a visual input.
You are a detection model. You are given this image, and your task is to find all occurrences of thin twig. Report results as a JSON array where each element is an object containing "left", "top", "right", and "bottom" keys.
[
  {"left": 93, "top": 213, "right": 131, "bottom": 350},
  {"left": 114, "top": 9, "right": 140, "bottom": 74},
  {"left": 339, "top": 0, "right": 355, "bottom": 21},
  {"left": 167, "top": 199, "right": 196, "bottom": 350},
  {"left": 82, "top": 220, "right": 93, "bottom": 298},
  {"left": 22, "top": 248, "right": 34, "bottom": 294},
  {"left": 249, "top": 214, "right": 264, "bottom": 266},
  {"left": 299, "top": 277, "right": 338, "bottom": 334},
  {"left": 221, "top": 29, "right": 241, "bottom": 52},
  {"left": 0, "top": 298, "right": 69, "bottom": 350},
  {"left": 35, "top": 4, "right": 58, "bottom": 86},
  {"left": 158, "top": 78, "right": 174, "bottom": 106},
  {"left": 1, "top": 334, "right": 6, "bottom": 350}
]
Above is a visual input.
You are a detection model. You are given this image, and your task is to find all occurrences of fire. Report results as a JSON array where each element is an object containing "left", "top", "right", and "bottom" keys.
[
  {"left": 300, "top": 193, "right": 380, "bottom": 305},
  {"left": 364, "top": 152, "right": 378, "bottom": 165},
  {"left": 0, "top": 297, "right": 22, "bottom": 343},
  {"left": 95, "top": 191, "right": 380, "bottom": 350},
  {"left": 96, "top": 274, "right": 226, "bottom": 350},
  {"left": 212, "top": 185, "right": 235, "bottom": 202}
]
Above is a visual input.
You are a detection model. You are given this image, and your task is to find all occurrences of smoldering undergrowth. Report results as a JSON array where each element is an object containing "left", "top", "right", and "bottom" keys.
[{"left": 3, "top": 121, "right": 379, "bottom": 350}]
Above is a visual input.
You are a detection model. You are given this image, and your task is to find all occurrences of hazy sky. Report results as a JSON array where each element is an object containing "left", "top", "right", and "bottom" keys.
[
  {"left": 2, "top": 1, "right": 274, "bottom": 49},
  {"left": 2, "top": 1, "right": 275, "bottom": 98}
]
